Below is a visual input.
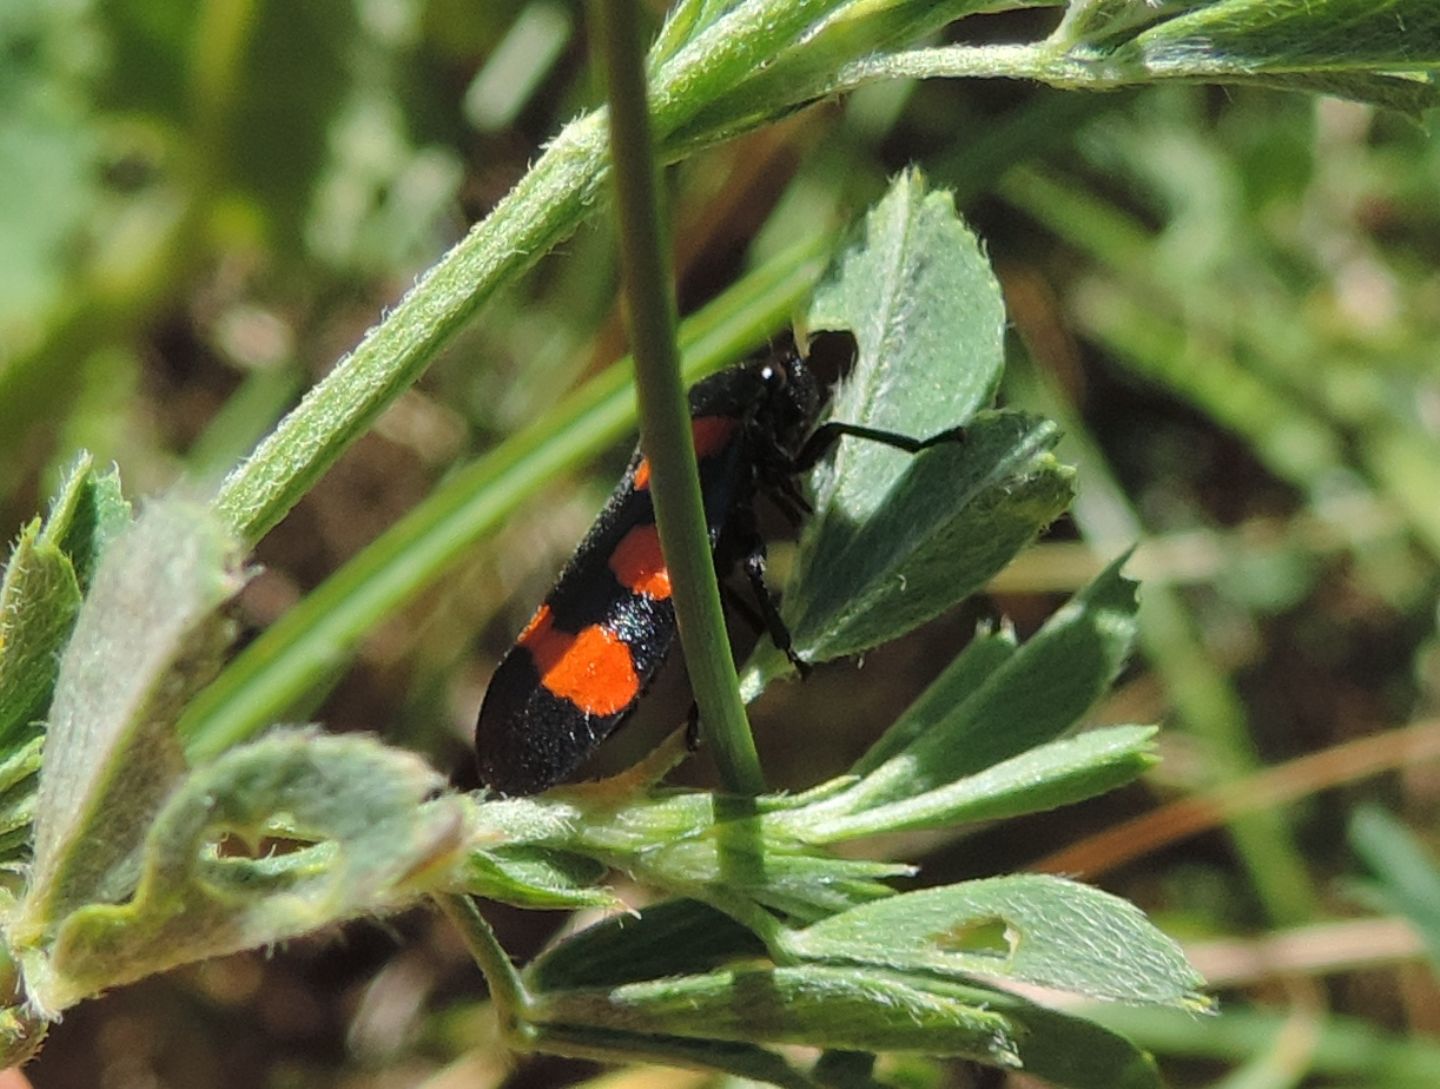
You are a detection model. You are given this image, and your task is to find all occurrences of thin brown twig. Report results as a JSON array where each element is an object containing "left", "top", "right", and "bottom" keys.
[{"left": 1183, "top": 917, "right": 1427, "bottom": 988}]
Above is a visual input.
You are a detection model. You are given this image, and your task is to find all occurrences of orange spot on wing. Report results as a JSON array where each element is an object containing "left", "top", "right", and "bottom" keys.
[
  {"left": 631, "top": 416, "right": 738, "bottom": 492},
  {"left": 520, "top": 606, "right": 640, "bottom": 715},
  {"left": 609, "top": 524, "right": 671, "bottom": 599},
  {"left": 518, "top": 604, "right": 552, "bottom": 644}
]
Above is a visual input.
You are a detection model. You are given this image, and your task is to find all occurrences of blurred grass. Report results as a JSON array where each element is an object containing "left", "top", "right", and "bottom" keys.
[{"left": 4, "top": 3, "right": 1440, "bottom": 1089}]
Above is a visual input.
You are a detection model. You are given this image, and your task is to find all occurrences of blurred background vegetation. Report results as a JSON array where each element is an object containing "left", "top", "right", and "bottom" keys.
[{"left": 4, "top": 1, "right": 1440, "bottom": 1087}]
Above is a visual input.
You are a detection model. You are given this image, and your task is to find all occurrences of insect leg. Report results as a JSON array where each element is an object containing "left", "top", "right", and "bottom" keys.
[
  {"left": 739, "top": 531, "right": 810, "bottom": 678},
  {"left": 721, "top": 581, "right": 767, "bottom": 635},
  {"left": 768, "top": 478, "right": 811, "bottom": 528},
  {"left": 791, "top": 420, "right": 966, "bottom": 472},
  {"left": 684, "top": 701, "right": 702, "bottom": 750}
]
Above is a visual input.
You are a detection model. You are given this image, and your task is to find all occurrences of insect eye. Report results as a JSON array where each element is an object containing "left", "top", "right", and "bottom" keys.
[{"left": 761, "top": 362, "right": 788, "bottom": 389}]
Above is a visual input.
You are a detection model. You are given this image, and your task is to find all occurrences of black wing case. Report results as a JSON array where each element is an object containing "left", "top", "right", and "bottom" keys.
[{"left": 476, "top": 410, "right": 754, "bottom": 795}]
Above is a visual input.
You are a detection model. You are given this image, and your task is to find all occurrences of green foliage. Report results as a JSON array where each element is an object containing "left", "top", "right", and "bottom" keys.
[
  {"left": 1108, "top": 1, "right": 1440, "bottom": 74},
  {"left": 18, "top": 499, "right": 240, "bottom": 933},
  {"left": 178, "top": 233, "right": 833, "bottom": 761},
  {"left": 0, "top": 169, "right": 1190, "bottom": 1086},
  {"left": 781, "top": 875, "right": 1205, "bottom": 1006},
  {"left": 3, "top": 1, "right": 1438, "bottom": 1086},
  {"left": 0, "top": 457, "right": 124, "bottom": 751},
  {"left": 1082, "top": 1, "right": 1440, "bottom": 113},
  {"left": 1349, "top": 806, "right": 1440, "bottom": 972},
  {"left": 808, "top": 725, "right": 1158, "bottom": 841},
  {"left": 0, "top": 456, "right": 129, "bottom": 876},
  {"left": 207, "top": 0, "right": 1440, "bottom": 546},
  {"left": 535, "top": 964, "right": 1173, "bottom": 1089},
  {"left": 784, "top": 409, "right": 1071, "bottom": 662},
  {"left": 771, "top": 175, "right": 1071, "bottom": 667},
  {"left": 0, "top": 5, "right": 107, "bottom": 344},
  {"left": 39, "top": 732, "right": 471, "bottom": 1014},
  {"left": 865, "top": 555, "right": 1141, "bottom": 784},
  {"left": 831, "top": 1, "right": 1440, "bottom": 116},
  {"left": 438, "top": 168, "right": 1190, "bottom": 1083}
]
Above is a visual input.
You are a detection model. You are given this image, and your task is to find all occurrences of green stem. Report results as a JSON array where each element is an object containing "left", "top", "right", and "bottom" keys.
[
  {"left": 434, "top": 894, "right": 534, "bottom": 1043},
  {"left": 593, "top": 0, "right": 762, "bottom": 793},
  {"left": 212, "top": 115, "right": 609, "bottom": 545},
  {"left": 645, "top": 0, "right": 840, "bottom": 129},
  {"left": 825, "top": 42, "right": 1084, "bottom": 94},
  {"left": 209, "top": 0, "right": 847, "bottom": 548}
]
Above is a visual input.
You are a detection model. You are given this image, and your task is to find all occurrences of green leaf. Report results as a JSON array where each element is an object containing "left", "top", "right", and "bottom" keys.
[
  {"left": 783, "top": 409, "right": 1073, "bottom": 663},
  {"left": 645, "top": 0, "right": 841, "bottom": 137},
  {"left": 783, "top": 874, "right": 1209, "bottom": 1008},
  {"left": 460, "top": 845, "right": 614, "bottom": 911},
  {"left": 1056, "top": 1, "right": 1201, "bottom": 46},
  {"left": 1349, "top": 805, "right": 1440, "bottom": 971},
  {"left": 851, "top": 555, "right": 1139, "bottom": 800},
  {"left": 31, "top": 732, "right": 471, "bottom": 1014},
  {"left": 1115, "top": 0, "right": 1440, "bottom": 75},
  {"left": 1052, "top": 0, "right": 1440, "bottom": 111},
  {"left": 528, "top": 898, "right": 766, "bottom": 993},
  {"left": 1223, "top": 70, "right": 1440, "bottom": 113},
  {"left": 801, "top": 726, "right": 1158, "bottom": 842},
  {"left": 650, "top": 0, "right": 741, "bottom": 67},
  {"left": 0, "top": 523, "right": 79, "bottom": 753},
  {"left": 806, "top": 170, "right": 1006, "bottom": 522},
  {"left": 624, "top": 833, "right": 907, "bottom": 924},
  {"left": 0, "top": 455, "right": 130, "bottom": 755},
  {"left": 0, "top": 457, "right": 130, "bottom": 878},
  {"left": 536, "top": 963, "right": 1162, "bottom": 1085},
  {"left": 750, "top": 171, "right": 1074, "bottom": 665},
  {"left": 535, "top": 963, "right": 1025, "bottom": 1063},
  {"left": 852, "top": 625, "right": 1017, "bottom": 772},
  {"left": 962, "top": 983, "right": 1165, "bottom": 1089},
  {"left": 42, "top": 455, "right": 130, "bottom": 593},
  {"left": 670, "top": 2, "right": 1006, "bottom": 148},
  {"left": 480, "top": 789, "right": 907, "bottom": 924},
  {"left": 0, "top": 737, "right": 44, "bottom": 883},
  {"left": 16, "top": 499, "right": 242, "bottom": 937}
]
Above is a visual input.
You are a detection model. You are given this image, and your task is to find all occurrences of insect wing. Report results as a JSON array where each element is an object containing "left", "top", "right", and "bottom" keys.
[{"left": 475, "top": 359, "right": 793, "bottom": 795}]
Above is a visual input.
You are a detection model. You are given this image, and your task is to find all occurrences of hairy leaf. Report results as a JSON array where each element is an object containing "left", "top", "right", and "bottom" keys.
[
  {"left": 18, "top": 499, "right": 240, "bottom": 936},
  {"left": 784, "top": 874, "right": 1208, "bottom": 1007},
  {"left": 33, "top": 732, "right": 471, "bottom": 1013}
]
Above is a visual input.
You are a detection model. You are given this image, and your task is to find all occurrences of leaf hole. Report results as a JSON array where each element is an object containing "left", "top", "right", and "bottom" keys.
[
  {"left": 214, "top": 830, "right": 311, "bottom": 860},
  {"left": 936, "top": 915, "right": 1012, "bottom": 959}
]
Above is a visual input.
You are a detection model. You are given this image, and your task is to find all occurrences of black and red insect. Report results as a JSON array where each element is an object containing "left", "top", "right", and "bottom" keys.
[{"left": 476, "top": 349, "right": 957, "bottom": 795}]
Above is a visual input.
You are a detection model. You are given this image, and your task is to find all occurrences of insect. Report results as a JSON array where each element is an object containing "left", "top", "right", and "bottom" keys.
[{"left": 475, "top": 349, "right": 960, "bottom": 795}]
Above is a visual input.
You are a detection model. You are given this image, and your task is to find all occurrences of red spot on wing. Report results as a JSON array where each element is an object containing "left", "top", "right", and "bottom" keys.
[
  {"left": 633, "top": 415, "right": 738, "bottom": 491},
  {"left": 609, "top": 523, "right": 671, "bottom": 599},
  {"left": 692, "top": 415, "right": 739, "bottom": 459},
  {"left": 518, "top": 604, "right": 640, "bottom": 715}
]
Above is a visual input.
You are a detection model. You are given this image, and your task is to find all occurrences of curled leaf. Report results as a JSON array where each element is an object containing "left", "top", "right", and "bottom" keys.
[{"left": 32, "top": 732, "right": 471, "bottom": 1013}]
